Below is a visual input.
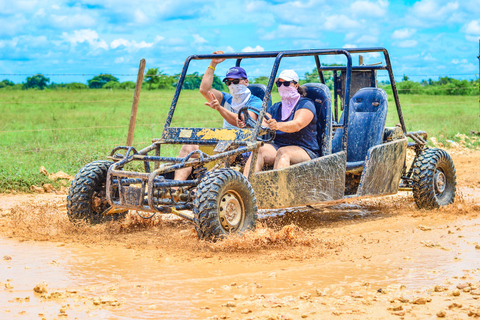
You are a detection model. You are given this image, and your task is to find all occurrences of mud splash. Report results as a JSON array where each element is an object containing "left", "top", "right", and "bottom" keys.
[
  {"left": 1, "top": 151, "right": 480, "bottom": 319},
  {"left": 0, "top": 199, "right": 343, "bottom": 262}
]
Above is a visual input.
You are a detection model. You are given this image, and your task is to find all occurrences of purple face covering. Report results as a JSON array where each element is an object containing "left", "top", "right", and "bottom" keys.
[{"left": 278, "top": 84, "right": 301, "bottom": 120}]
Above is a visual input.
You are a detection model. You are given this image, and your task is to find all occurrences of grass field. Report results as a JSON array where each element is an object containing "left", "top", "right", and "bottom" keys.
[{"left": 0, "top": 88, "right": 479, "bottom": 192}]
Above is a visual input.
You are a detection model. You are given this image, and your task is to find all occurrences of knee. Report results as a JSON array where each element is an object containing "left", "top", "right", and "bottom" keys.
[
  {"left": 275, "top": 148, "right": 290, "bottom": 161},
  {"left": 257, "top": 146, "right": 272, "bottom": 160}
]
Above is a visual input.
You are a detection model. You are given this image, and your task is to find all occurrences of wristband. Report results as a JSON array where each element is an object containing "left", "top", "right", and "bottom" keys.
[{"left": 208, "top": 65, "right": 215, "bottom": 71}]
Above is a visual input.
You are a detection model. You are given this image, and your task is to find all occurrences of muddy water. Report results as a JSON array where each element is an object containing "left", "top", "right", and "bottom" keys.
[
  {"left": 2, "top": 211, "right": 480, "bottom": 319},
  {"left": 0, "top": 234, "right": 385, "bottom": 319},
  {"left": 1, "top": 150, "right": 480, "bottom": 319}
]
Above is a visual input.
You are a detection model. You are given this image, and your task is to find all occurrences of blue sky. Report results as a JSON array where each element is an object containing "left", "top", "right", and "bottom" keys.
[{"left": 1, "top": 0, "right": 479, "bottom": 84}]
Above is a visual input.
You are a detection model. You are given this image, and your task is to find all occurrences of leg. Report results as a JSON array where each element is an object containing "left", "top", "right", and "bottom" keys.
[
  {"left": 244, "top": 144, "right": 277, "bottom": 178},
  {"left": 174, "top": 144, "right": 199, "bottom": 181},
  {"left": 274, "top": 146, "right": 311, "bottom": 169}
]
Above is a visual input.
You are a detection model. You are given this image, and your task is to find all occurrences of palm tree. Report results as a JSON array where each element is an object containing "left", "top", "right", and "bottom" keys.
[{"left": 145, "top": 68, "right": 160, "bottom": 90}]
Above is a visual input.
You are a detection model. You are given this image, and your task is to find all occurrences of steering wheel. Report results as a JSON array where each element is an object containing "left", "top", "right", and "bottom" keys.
[{"left": 237, "top": 106, "right": 276, "bottom": 142}]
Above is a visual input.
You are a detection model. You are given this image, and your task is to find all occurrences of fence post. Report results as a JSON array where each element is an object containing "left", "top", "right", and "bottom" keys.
[{"left": 126, "top": 59, "right": 146, "bottom": 146}]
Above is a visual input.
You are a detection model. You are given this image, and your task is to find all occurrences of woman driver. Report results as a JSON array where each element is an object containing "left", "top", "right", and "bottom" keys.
[{"left": 244, "top": 69, "right": 319, "bottom": 178}]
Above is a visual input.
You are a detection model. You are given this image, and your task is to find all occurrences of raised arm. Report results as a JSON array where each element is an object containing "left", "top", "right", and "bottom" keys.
[{"left": 199, "top": 50, "right": 225, "bottom": 104}]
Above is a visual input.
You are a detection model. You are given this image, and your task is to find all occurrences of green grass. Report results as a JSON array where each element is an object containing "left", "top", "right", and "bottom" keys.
[{"left": 0, "top": 88, "right": 478, "bottom": 192}]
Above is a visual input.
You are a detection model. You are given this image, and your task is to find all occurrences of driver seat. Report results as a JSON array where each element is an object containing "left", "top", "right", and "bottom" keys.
[
  {"left": 301, "top": 83, "right": 332, "bottom": 156},
  {"left": 248, "top": 84, "right": 272, "bottom": 108}
]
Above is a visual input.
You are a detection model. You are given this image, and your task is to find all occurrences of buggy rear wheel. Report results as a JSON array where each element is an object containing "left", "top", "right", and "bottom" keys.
[
  {"left": 193, "top": 168, "right": 257, "bottom": 241},
  {"left": 412, "top": 148, "right": 456, "bottom": 209},
  {"left": 67, "top": 160, "right": 128, "bottom": 224}
]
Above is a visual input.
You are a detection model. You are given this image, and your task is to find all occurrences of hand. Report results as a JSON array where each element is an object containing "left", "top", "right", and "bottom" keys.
[
  {"left": 210, "top": 50, "right": 226, "bottom": 67},
  {"left": 266, "top": 118, "right": 279, "bottom": 130},
  {"left": 236, "top": 115, "right": 245, "bottom": 128},
  {"left": 204, "top": 91, "right": 220, "bottom": 111}
]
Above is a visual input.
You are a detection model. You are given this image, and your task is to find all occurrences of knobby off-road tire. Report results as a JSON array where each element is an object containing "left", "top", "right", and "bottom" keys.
[
  {"left": 193, "top": 168, "right": 257, "bottom": 241},
  {"left": 67, "top": 160, "right": 127, "bottom": 224},
  {"left": 412, "top": 148, "right": 456, "bottom": 209}
]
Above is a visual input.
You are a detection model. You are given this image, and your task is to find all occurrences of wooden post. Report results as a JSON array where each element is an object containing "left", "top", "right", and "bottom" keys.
[
  {"left": 126, "top": 59, "right": 146, "bottom": 146},
  {"left": 359, "top": 55, "right": 363, "bottom": 66}
]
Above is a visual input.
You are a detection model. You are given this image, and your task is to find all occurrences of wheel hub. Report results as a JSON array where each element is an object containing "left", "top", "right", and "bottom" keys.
[
  {"left": 219, "top": 191, "right": 243, "bottom": 231},
  {"left": 92, "top": 190, "right": 108, "bottom": 213},
  {"left": 434, "top": 170, "right": 446, "bottom": 194}
]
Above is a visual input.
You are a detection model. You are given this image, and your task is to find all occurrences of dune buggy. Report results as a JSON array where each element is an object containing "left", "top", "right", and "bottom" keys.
[{"left": 67, "top": 48, "right": 456, "bottom": 240}]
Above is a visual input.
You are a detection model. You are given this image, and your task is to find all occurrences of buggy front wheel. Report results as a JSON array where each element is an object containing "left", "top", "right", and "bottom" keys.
[
  {"left": 67, "top": 160, "right": 128, "bottom": 224},
  {"left": 193, "top": 168, "right": 257, "bottom": 241}
]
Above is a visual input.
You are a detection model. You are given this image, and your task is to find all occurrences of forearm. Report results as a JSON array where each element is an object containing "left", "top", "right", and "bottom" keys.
[
  {"left": 217, "top": 107, "right": 238, "bottom": 126},
  {"left": 276, "top": 119, "right": 304, "bottom": 133},
  {"left": 199, "top": 63, "right": 217, "bottom": 99}
]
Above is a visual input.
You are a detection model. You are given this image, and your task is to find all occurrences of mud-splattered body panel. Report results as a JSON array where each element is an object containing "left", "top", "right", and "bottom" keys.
[
  {"left": 357, "top": 138, "right": 408, "bottom": 196},
  {"left": 250, "top": 152, "right": 346, "bottom": 209}
]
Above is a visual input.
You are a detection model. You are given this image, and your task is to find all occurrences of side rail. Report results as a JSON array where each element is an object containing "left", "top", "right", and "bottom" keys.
[
  {"left": 105, "top": 139, "right": 262, "bottom": 215},
  {"left": 159, "top": 127, "right": 265, "bottom": 145}
]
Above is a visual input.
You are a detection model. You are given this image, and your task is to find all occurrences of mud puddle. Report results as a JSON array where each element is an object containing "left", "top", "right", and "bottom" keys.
[
  {"left": 2, "top": 200, "right": 480, "bottom": 319},
  {"left": 1, "top": 150, "right": 480, "bottom": 319}
]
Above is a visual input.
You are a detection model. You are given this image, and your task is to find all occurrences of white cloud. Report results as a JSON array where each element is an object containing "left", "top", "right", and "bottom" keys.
[
  {"left": 164, "top": 37, "right": 186, "bottom": 46},
  {"left": 355, "top": 34, "right": 378, "bottom": 44},
  {"left": 0, "top": 1, "right": 38, "bottom": 15},
  {"left": 368, "top": 52, "right": 381, "bottom": 58},
  {"left": 261, "top": 24, "right": 307, "bottom": 41},
  {"left": 245, "top": 1, "right": 267, "bottom": 12},
  {"left": 461, "top": 63, "right": 477, "bottom": 71},
  {"left": 452, "top": 58, "right": 468, "bottom": 64},
  {"left": 115, "top": 57, "right": 124, "bottom": 63},
  {"left": 0, "top": 38, "right": 18, "bottom": 48},
  {"left": 466, "top": 35, "right": 480, "bottom": 42},
  {"left": 423, "top": 54, "right": 437, "bottom": 62},
  {"left": 392, "top": 28, "right": 416, "bottom": 40},
  {"left": 154, "top": 36, "right": 165, "bottom": 42},
  {"left": 350, "top": 0, "right": 389, "bottom": 17},
  {"left": 408, "top": 0, "right": 459, "bottom": 26},
  {"left": 241, "top": 45, "right": 264, "bottom": 52},
  {"left": 192, "top": 34, "right": 207, "bottom": 44},
  {"left": 224, "top": 46, "right": 235, "bottom": 53},
  {"left": 395, "top": 40, "right": 418, "bottom": 48},
  {"left": 50, "top": 14, "right": 96, "bottom": 29},
  {"left": 412, "top": 0, "right": 458, "bottom": 17},
  {"left": 110, "top": 38, "right": 154, "bottom": 50},
  {"left": 134, "top": 9, "right": 149, "bottom": 24},
  {"left": 324, "top": 15, "right": 361, "bottom": 31},
  {"left": 61, "top": 29, "right": 109, "bottom": 50},
  {"left": 465, "top": 20, "right": 480, "bottom": 34},
  {"left": 34, "top": 8, "right": 46, "bottom": 17},
  {"left": 343, "top": 44, "right": 358, "bottom": 48},
  {"left": 464, "top": 20, "right": 480, "bottom": 42},
  {"left": 0, "top": 15, "right": 28, "bottom": 36}
]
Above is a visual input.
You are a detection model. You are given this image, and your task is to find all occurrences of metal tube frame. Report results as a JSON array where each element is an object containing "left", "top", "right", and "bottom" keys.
[{"left": 106, "top": 47, "right": 407, "bottom": 215}]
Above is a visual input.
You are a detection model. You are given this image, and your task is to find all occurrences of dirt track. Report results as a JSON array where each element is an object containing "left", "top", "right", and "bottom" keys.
[{"left": 1, "top": 150, "right": 480, "bottom": 320}]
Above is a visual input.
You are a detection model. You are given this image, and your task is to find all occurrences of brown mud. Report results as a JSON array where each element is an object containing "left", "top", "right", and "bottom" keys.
[{"left": 1, "top": 150, "right": 480, "bottom": 319}]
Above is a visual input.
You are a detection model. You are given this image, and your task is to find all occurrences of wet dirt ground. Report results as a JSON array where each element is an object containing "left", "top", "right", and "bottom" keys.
[{"left": 1, "top": 150, "right": 480, "bottom": 320}]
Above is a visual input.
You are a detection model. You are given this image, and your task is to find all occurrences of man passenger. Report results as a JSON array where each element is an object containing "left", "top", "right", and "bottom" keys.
[{"left": 174, "top": 50, "right": 262, "bottom": 181}]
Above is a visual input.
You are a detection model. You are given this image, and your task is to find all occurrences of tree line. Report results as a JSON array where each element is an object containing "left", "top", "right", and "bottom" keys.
[
  {"left": 0, "top": 69, "right": 226, "bottom": 91},
  {"left": 0, "top": 68, "right": 478, "bottom": 96}
]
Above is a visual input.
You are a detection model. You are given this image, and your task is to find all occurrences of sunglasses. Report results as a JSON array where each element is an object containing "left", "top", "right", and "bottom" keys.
[
  {"left": 275, "top": 80, "right": 297, "bottom": 87},
  {"left": 223, "top": 78, "right": 245, "bottom": 86}
]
